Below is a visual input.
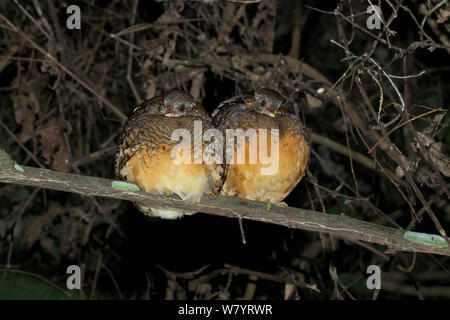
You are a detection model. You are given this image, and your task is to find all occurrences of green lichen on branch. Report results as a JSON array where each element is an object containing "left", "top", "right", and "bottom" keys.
[
  {"left": 404, "top": 231, "right": 449, "bottom": 248},
  {"left": 112, "top": 180, "right": 140, "bottom": 192},
  {"left": 14, "top": 163, "right": 24, "bottom": 172}
]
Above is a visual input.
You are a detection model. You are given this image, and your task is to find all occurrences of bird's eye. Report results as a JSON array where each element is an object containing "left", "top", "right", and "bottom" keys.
[{"left": 178, "top": 104, "right": 186, "bottom": 113}]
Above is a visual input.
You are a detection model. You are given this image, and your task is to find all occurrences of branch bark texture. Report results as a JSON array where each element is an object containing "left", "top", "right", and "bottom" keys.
[{"left": 0, "top": 149, "right": 448, "bottom": 256}]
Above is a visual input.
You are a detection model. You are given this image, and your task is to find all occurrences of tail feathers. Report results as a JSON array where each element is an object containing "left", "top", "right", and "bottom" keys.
[{"left": 134, "top": 202, "right": 196, "bottom": 219}]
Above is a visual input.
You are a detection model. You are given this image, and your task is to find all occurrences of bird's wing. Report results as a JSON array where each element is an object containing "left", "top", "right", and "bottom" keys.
[{"left": 115, "top": 112, "right": 216, "bottom": 179}]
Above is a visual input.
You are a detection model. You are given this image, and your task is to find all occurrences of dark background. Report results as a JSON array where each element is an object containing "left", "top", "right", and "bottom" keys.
[{"left": 0, "top": 0, "right": 449, "bottom": 299}]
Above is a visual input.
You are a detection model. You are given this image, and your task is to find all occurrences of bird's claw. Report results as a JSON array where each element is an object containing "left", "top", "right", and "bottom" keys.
[{"left": 266, "top": 201, "right": 287, "bottom": 211}]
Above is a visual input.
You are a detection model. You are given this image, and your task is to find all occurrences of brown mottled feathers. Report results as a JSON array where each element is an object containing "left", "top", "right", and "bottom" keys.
[
  {"left": 115, "top": 89, "right": 309, "bottom": 216},
  {"left": 115, "top": 95, "right": 210, "bottom": 178},
  {"left": 212, "top": 89, "right": 310, "bottom": 203},
  {"left": 114, "top": 91, "right": 224, "bottom": 219}
]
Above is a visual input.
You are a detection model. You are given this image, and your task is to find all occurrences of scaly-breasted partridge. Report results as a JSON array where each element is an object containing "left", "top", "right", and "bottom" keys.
[
  {"left": 114, "top": 90, "right": 224, "bottom": 219},
  {"left": 212, "top": 88, "right": 310, "bottom": 205}
]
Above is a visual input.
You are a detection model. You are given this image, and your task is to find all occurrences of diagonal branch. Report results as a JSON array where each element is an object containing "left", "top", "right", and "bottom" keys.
[{"left": 0, "top": 149, "right": 448, "bottom": 256}]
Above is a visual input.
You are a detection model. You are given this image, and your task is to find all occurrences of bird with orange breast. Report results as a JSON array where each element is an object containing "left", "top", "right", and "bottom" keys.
[
  {"left": 114, "top": 90, "right": 224, "bottom": 219},
  {"left": 212, "top": 88, "right": 310, "bottom": 208}
]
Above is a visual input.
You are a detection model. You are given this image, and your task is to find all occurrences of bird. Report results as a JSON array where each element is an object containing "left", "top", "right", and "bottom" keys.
[
  {"left": 212, "top": 88, "right": 310, "bottom": 207},
  {"left": 114, "top": 90, "right": 224, "bottom": 219}
]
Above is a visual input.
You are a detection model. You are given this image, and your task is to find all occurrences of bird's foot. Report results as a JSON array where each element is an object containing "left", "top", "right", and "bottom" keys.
[
  {"left": 266, "top": 201, "right": 287, "bottom": 211},
  {"left": 207, "top": 191, "right": 216, "bottom": 198},
  {"left": 276, "top": 201, "right": 289, "bottom": 207}
]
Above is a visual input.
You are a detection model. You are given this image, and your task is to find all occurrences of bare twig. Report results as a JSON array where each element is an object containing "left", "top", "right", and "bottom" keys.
[
  {"left": 12, "top": 0, "right": 52, "bottom": 40},
  {"left": 126, "top": 0, "right": 141, "bottom": 103},
  {"left": 0, "top": 13, "right": 127, "bottom": 122}
]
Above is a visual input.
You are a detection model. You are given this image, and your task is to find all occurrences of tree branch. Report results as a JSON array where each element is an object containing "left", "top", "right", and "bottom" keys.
[{"left": 0, "top": 149, "right": 448, "bottom": 256}]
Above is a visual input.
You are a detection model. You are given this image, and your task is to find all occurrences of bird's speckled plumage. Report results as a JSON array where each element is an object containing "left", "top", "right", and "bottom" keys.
[
  {"left": 212, "top": 88, "right": 310, "bottom": 204},
  {"left": 115, "top": 91, "right": 224, "bottom": 219}
]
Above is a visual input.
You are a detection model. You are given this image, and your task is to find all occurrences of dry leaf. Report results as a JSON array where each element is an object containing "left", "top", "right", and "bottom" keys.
[
  {"left": 415, "top": 132, "right": 450, "bottom": 177},
  {"left": 21, "top": 202, "right": 64, "bottom": 250},
  {"left": 36, "top": 118, "right": 72, "bottom": 172},
  {"left": 305, "top": 92, "right": 322, "bottom": 108},
  {"left": 12, "top": 94, "right": 36, "bottom": 143}
]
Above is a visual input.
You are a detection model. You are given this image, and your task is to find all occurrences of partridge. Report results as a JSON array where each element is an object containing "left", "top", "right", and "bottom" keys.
[
  {"left": 212, "top": 88, "right": 310, "bottom": 205},
  {"left": 114, "top": 90, "right": 223, "bottom": 219}
]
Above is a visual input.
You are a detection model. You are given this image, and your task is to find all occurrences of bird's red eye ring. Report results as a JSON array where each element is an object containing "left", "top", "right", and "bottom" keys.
[
  {"left": 178, "top": 104, "right": 186, "bottom": 113},
  {"left": 166, "top": 105, "right": 174, "bottom": 113}
]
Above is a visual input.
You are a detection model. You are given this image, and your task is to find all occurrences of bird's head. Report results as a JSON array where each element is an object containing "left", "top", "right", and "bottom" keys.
[
  {"left": 160, "top": 90, "right": 202, "bottom": 117},
  {"left": 246, "top": 88, "right": 284, "bottom": 117}
]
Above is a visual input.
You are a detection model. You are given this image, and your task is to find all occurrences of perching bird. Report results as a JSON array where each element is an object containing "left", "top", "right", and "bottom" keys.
[
  {"left": 114, "top": 90, "right": 224, "bottom": 219},
  {"left": 212, "top": 88, "right": 310, "bottom": 206}
]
